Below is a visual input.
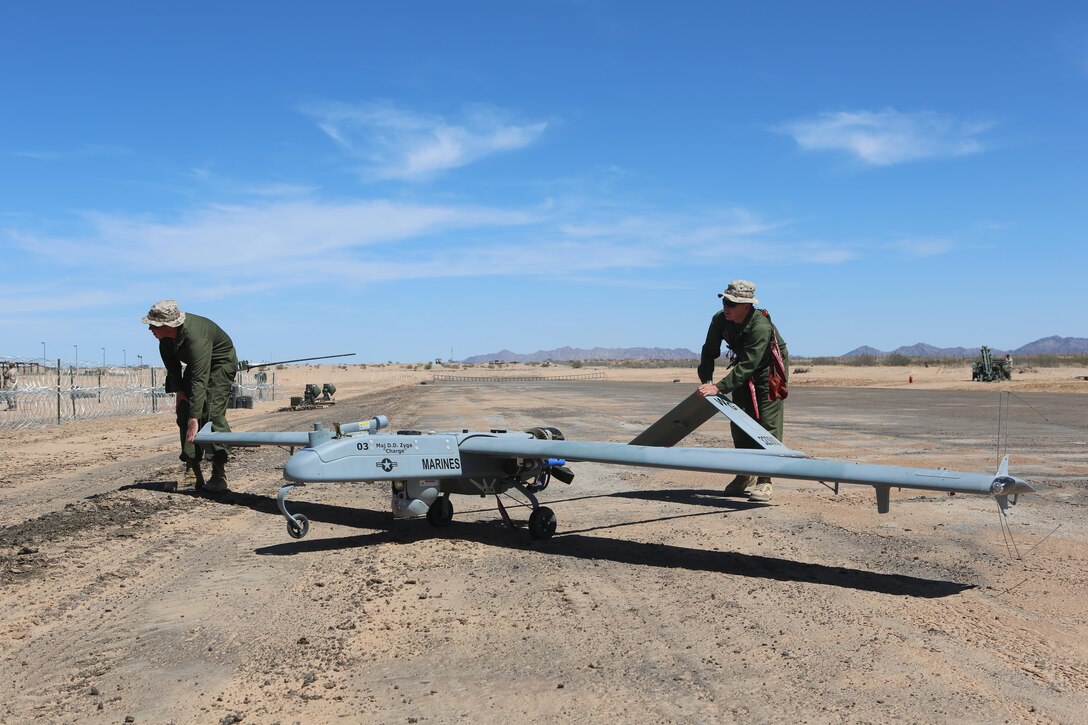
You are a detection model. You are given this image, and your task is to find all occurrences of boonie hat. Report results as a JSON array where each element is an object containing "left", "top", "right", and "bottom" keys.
[
  {"left": 718, "top": 280, "right": 758, "bottom": 305},
  {"left": 142, "top": 299, "right": 186, "bottom": 327}
]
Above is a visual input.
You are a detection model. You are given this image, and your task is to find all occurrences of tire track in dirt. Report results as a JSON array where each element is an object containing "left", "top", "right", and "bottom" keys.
[{"left": 3, "top": 379, "right": 1086, "bottom": 723}]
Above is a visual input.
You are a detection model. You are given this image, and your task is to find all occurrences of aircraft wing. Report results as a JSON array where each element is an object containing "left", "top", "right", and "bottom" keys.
[
  {"left": 195, "top": 426, "right": 312, "bottom": 447},
  {"left": 629, "top": 391, "right": 790, "bottom": 451},
  {"left": 457, "top": 434, "right": 1033, "bottom": 497},
  {"left": 196, "top": 417, "right": 387, "bottom": 449}
]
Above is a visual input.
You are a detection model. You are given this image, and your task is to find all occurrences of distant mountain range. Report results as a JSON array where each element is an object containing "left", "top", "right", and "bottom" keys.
[
  {"left": 842, "top": 336, "right": 1088, "bottom": 358},
  {"left": 462, "top": 336, "right": 1088, "bottom": 363}
]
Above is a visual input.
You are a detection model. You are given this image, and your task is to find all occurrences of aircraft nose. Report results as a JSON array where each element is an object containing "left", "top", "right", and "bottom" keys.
[{"left": 284, "top": 449, "right": 322, "bottom": 482}]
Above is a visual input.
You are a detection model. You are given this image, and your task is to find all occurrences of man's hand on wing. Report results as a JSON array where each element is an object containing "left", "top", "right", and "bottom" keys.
[{"left": 697, "top": 383, "right": 720, "bottom": 398}]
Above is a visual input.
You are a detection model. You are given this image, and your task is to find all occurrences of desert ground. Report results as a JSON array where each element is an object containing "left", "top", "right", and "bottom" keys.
[{"left": 2, "top": 364, "right": 1087, "bottom": 723}]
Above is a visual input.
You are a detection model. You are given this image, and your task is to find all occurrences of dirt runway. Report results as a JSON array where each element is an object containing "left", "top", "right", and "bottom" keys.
[{"left": 2, "top": 380, "right": 1086, "bottom": 723}]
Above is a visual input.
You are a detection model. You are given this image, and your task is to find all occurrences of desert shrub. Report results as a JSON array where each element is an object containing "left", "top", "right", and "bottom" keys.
[
  {"left": 1016, "top": 353, "right": 1088, "bottom": 367},
  {"left": 846, "top": 354, "right": 879, "bottom": 367},
  {"left": 885, "top": 352, "right": 911, "bottom": 366}
]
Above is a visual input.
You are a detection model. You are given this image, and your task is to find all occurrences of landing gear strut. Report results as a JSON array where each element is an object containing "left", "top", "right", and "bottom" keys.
[
  {"left": 278, "top": 484, "right": 310, "bottom": 539},
  {"left": 427, "top": 496, "right": 454, "bottom": 527}
]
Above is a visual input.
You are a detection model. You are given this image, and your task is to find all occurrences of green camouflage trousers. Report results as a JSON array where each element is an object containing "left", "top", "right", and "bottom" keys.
[{"left": 176, "top": 363, "right": 234, "bottom": 464}]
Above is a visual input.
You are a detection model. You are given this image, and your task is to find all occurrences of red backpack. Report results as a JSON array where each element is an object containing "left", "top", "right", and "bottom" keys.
[
  {"left": 762, "top": 310, "right": 789, "bottom": 402},
  {"left": 743, "top": 311, "right": 788, "bottom": 419}
]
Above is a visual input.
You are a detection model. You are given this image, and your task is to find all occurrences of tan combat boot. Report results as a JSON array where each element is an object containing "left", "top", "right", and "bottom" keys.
[
  {"left": 205, "top": 459, "right": 229, "bottom": 493},
  {"left": 186, "top": 460, "right": 206, "bottom": 490},
  {"left": 748, "top": 477, "right": 773, "bottom": 502},
  {"left": 723, "top": 474, "right": 754, "bottom": 496}
]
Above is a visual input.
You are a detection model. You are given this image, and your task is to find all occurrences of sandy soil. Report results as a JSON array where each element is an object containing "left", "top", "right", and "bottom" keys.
[{"left": 2, "top": 365, "right": 1086, "bottom": 723}]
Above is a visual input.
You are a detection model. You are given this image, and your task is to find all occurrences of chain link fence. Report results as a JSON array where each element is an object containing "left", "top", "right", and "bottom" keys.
[{"left": 0, "top": 360, "right": 277, "bottom": 431}]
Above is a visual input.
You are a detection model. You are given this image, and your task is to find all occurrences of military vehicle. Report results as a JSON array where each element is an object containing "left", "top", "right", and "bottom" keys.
[{"left": 972, "top": 346, "right": 1012, "bottom": 382}]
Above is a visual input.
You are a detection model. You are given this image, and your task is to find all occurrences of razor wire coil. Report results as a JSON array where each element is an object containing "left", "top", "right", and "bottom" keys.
[{"left": 0, "top": 365, "right": 276, "bottom": 430}]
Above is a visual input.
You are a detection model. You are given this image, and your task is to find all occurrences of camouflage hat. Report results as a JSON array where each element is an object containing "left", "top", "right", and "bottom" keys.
[
  {"left": 141, "top": 299, "right": 186, "bottom": 327},
  {"left": 718, "top": 280, "right": 758, "bottom": 305}
]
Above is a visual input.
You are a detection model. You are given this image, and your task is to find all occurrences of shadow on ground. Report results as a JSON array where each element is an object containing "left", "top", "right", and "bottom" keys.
[{"left": 125, "top": 481, "right": 973, "bottom": 599}]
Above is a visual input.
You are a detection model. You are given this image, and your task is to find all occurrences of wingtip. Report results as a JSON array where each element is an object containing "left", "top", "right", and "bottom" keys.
[{"left": 991, "top": 475, "right": 1036, "bottom": 496}]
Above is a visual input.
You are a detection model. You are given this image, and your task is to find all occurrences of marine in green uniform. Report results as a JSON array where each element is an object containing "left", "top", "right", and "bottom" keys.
[
  {"left": 142, "top": 300, "right": 237, "bottom": 493},
  {"left": 1, "top": 363, "right": 18, "bottom": 410},
  {"left": 697, "top": 280, "right": 789, "bottom": 502}
]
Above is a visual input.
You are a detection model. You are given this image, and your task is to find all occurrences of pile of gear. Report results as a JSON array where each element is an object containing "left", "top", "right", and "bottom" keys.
[
  {"left": 227, "top": 384, "right": 254, "bottom": 409},
  {"left": 279, "top": 383, "right": 337, "bottom": 411}
]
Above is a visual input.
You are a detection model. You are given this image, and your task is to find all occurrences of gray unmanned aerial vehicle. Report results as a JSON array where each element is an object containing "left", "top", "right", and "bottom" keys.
[{"left": 197, "top": 391, "right": 1033, "bottom": 541}]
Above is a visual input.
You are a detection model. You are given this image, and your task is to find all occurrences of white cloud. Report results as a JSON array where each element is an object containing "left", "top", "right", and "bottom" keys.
[
  {"left": 560, "top": 207, "right": 785, "bottom": 243},
  {"left": 0, "top": 285, "right": 133, "bottom": 314},
  {"left": 3, "top": 196, "right": 861, "bottom": 315},
  {"left": 17, "top": 199, "right": 534, "bottom": 270},
  {"left": 1, "top": 199, "right": 541, "bottom": 313},
  {"left": 776, "top": 109, "right": 993, "bottom": 166},
  {"left": 303, "top": 101, "right": 548, "bottom": 181},
  {"left": 185, "top": 166, "right": 318, "bottom": 199},
  {"left": 5, "top": 144, "right": 131, "bottom": 161},
  {"left": 885, "top": 237, "right": 955, "bottom": 257},
  {"left": 554, "top": 208, "right": 852, "bottom": 265}
]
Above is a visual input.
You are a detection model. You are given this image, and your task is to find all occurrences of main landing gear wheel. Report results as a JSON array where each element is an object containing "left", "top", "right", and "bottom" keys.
[
  {"left": 286, "top": 514, "right": 310, "bottom": 539},
  {"left": 427, "top": 497, "right": 454, "bottom": 527},
  {"left": 528, "top": 507, "right": 557, "bottom": 539}
]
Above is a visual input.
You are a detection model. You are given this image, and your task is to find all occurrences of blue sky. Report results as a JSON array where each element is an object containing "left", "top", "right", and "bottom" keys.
[{"left": 3, "top": 1, "right": 1086, "bottom": 365}]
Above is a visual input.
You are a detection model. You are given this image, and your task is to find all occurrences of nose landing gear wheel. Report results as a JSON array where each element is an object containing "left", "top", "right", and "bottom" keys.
[
  {"left": 528, "top": 506, "right": 557, "bottom": 539},
  {"left": 287, "top": 514, "right": 310, "bottom": 539},
  {"left": 427, "top": 497, "right": 454, "bottom": 527}
]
